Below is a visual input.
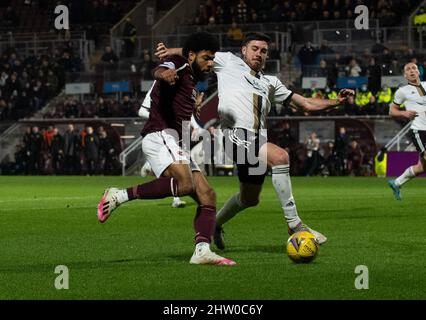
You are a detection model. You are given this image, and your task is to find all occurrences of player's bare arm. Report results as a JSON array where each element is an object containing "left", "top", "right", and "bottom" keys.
[
  {"left": 154, "top": 67, "right": 179, "bottom": 85},
  {"left": 290, "top": 89, "right": 355, "bottom": 112},
  {"left": 389, "top": 103, "right": 418, "bottom": 120},
  {"left": 156, "top": 43, "right": 182, "bottom": 61}
]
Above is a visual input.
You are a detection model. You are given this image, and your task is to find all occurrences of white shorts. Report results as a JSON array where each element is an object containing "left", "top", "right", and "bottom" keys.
[{"left": 142, "top": 130, "right": 201, "bottom": 178}]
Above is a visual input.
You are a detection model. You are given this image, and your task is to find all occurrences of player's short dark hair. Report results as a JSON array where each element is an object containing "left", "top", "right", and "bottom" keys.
[
  {"left": 242, "top": 32, "right": 271, "bottom": 47},
  {"left": 182, "top": 32, "right": 219, "bottom": 58}
]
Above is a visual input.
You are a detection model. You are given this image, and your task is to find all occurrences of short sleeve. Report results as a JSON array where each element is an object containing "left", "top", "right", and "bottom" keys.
[
  {"left": 393, "top": 88, "right": 405, "bottom": 105},
  {"left": 269, "top": 77, "right": 293, "bottom": 105}
]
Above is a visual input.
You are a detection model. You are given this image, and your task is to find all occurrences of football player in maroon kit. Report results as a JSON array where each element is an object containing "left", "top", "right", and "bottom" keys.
[{"left": 97, "top": 32, "right": 236, "bottom": 266}]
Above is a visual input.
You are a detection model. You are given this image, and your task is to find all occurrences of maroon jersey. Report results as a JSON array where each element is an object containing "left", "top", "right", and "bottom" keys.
[{"left": 141, "top": 55, "right": 196, "bottom": 138}]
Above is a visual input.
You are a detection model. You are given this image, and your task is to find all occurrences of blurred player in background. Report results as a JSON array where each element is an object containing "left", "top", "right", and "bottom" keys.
[
  {"left": 388, "top": 62, "right": 426, "bottom": 200},
  {"left": 98, "top": 32, "right": 236, "bottom": 266},
  {"left": 156, "top": 33, "right": 354, "bottom": 249}
]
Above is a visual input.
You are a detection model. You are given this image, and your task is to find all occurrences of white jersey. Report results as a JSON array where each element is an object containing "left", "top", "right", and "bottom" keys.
[
  {"left": 214, "top": 52, "right": 293, "bottom": 132},
  {"left": 139, "top": 81, "right": 155, "bottom": 119},
  {"left": 393, "top": 82, "right": 426, "bottom": 131},
  {"left": 141, "top": 81, "right": 155, "bottom": 109}
]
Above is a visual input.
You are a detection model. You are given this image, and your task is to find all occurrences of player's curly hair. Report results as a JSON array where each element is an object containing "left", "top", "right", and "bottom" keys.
[
  {"left": 242, "top": 32, "right": 271, "bottom": 46},
  {"left": 182, "top": 32, "right": 220, "bottom": 58}
]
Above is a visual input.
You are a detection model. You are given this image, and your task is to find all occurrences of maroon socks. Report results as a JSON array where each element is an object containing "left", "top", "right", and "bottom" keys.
[
  {"left": 127, "top": 177, "right": 178, "bottom": 200},
  {"left": 194, "top": 205, "right": 216, "bottom": 244},
  {"left": 126, "top": 178, "right": 217, "bottom": 245}
]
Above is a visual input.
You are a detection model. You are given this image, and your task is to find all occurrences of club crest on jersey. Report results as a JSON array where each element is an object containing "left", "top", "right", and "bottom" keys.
[{"left": 244, "top": 75, "right": 268, "bottom": 96}]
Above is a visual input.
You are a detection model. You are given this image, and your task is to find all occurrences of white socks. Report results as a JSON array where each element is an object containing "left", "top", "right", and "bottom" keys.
[
  {"left": 272, "top": 165, "right": 301, "bottom": 230},
  {"left": 116, "top": 189, "right": 129, "bottom": 204},
  {"left": 195, "top": 242, "right": 210, "bottom": 254},
  {"left": 216, "top": 193, "right": 249, "bottom": 227},
  {"left": 216, "top": 165, "right": 302, "bottom": 230},
  {"left": 395, "top": 166, "right": 416, "bottom": 187}
]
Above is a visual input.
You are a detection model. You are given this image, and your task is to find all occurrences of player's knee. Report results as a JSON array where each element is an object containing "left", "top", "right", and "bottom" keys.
[
  {"left": 270, "top": 149, "right": 289, "bottom": 166},
  {"left": 240, "top": 196, "right": 259, "bottom": 207}
]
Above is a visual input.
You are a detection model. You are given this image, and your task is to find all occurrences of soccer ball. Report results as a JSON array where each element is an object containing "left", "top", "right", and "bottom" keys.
[{"left": 286, "top": 231, "right": 319, "bottom": 263}]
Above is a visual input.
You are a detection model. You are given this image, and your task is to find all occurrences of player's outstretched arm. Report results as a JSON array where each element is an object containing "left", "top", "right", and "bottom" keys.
[
  {"left": 389, "top": 103, "right": 418, "bottom": 120},
  {"left": 155, "top": 43, "right": 183, "bottom": 61},
  {"left": 290, "top": 89, "right": 355, "bottom": 112}
]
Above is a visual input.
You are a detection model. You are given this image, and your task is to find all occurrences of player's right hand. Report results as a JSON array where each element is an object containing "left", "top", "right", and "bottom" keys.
[
  {"left": 155, "top": 42, "right": 169, "bottom": 61},
  {"left": 161, "top": 69, "right": 179, "bottom": 85},
  {"left": 404, "top": 110, "right": 418, "bottom": 119}
]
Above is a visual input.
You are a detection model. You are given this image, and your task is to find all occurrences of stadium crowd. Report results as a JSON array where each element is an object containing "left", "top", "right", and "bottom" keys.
[
  {"left": 274, "top": 124, "right": 375, "bottom": 177},
  {"left": 6, "top": 124, "right": 120, "bottom": 175},
  {"left": 0, "top": 45, "right": 83, "bottom": 121},
  {"left": 188, "top": 0, "right": 413, "bottom": 26},
  {"left": 46, "top": 96, "right": 139, "bottom": 119}
]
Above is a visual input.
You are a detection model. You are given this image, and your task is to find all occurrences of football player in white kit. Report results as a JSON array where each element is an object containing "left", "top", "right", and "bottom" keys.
[
  {"left": 156, "top": 33, "right": 354, "bottom": 249},
  {"left": 388, "top": 62, "right": 426, "bottom": 200},
  {"left": 138, "top": 82, "right": 187, "bottom": 208}
]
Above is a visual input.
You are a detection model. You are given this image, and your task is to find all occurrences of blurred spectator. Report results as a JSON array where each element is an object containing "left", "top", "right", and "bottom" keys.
[
  {"left": 83, "top": 126, "right": 99, "bottom": 175},
  {"left": 355, "top": 84, "right": 373, "bottom": 114},
  {"left": 319, "top": 40, "right": 335, "bottom": 56},
  {"left": 279, "top": 122, "right": 294, "bottom": 150},
  {"left": 101, "top": 46, "right": 119, "bottom": 70},
  {"left": 63, "top": 124, "right": 81, "bottom": 175},
  {"left": 2, "top": 6, "right": 19, "bottom": 30},
  {"left": 322, "top": 140, "right": 338, "bottom": 176},
  {"left": 122, "top": 17, "right": 137, "bottom": 58},
  {"left": 318, "top": 59, "right": 329, "bottom": 77},
  {"left": 366, "top": 57, "right": 381, "bottom": 94},
  {"left": 43, "top": 125, "right": 55, "bottom": 148},
  {"left": 28, "top": 126, "right": 43, "bottom": 174},
  {"left": 236, "top": 0, "right": 248, "bottom": 23},
  {"left": 97, "top": 97, "right": 110, "bottom": 118},
  {"left": 121, "top": 95, "right": 136, "bottom": 117},
  {"left": 226, "top": 22, "right": 244, "bottom": 47},
  {"left": 343, "top": 94, "right": 357, "bottom": 115},
  {"left": 334, "top": 127, "right": 349, "bottom": 176},
  {"left": 298, "top": 42, "right": 318, "bottom": 76},
  {"left": 305, "top": 131, "right": 321, "bottom": 176},
  {"left": 98, "top": 127, "right": 118, "bottom": 175},
  {"left": 307, "top": 1, "right": 321, "bottom": 20},
  {"left": 268, "top": 42, "right": 281, "bottom": 61},
  {"left": 140, "top": 52, "right": 156, "bottom": 80},
  {"left": 51, "top": 128, "right": 64, "bottom": 174},
  {"left": 376, "top": 84, "right": 392, "bottom": 114},
  {"left": 347, "top": 59, "right": 362, "bottom": 77},
  {"left": 364, "top": 95, "right": 378, "bottom": 115},
  {"left": 347, "top": 139, "right": 363, "bottom": 176}
]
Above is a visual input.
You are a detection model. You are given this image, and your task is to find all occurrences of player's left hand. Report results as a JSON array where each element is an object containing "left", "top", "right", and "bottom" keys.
[
  {"left": 155, "top": 42, "right": 170, "bottom": 61},
  {"left": 337, "top": 89, "right": 355, "bottom": 104}
]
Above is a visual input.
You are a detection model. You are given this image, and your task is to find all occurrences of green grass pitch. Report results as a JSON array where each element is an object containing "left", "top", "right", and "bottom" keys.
[{"left": 0, "top": 176, "right": 425, "bottom": 300}]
